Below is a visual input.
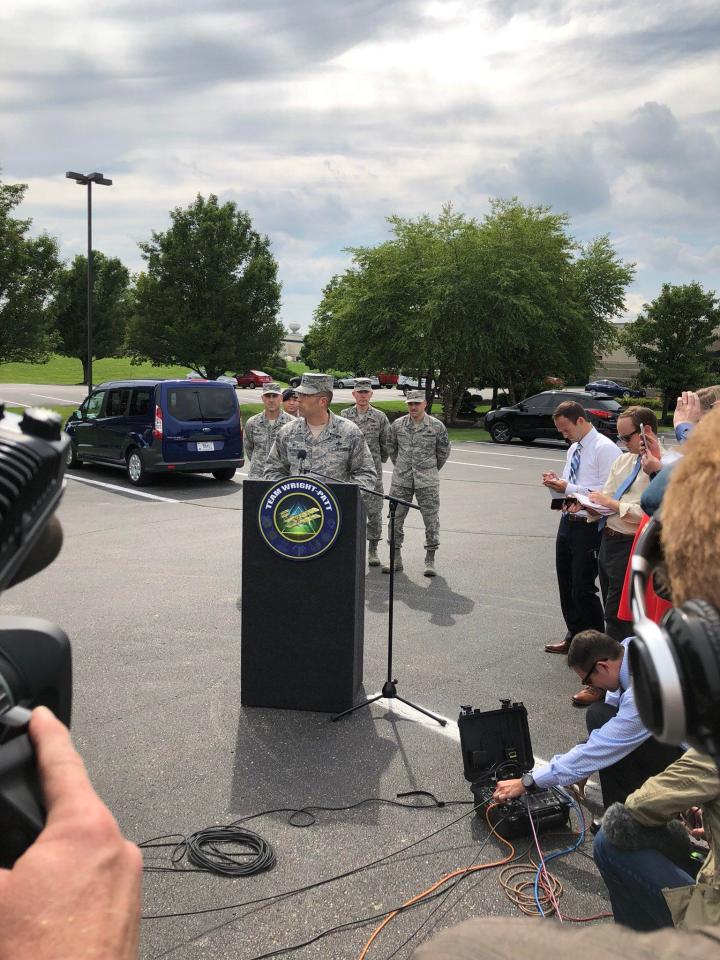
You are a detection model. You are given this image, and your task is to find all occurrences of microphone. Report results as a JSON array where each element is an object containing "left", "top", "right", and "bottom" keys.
[{"left": 297, "top": 449, "right": 307, "bottom": 474}]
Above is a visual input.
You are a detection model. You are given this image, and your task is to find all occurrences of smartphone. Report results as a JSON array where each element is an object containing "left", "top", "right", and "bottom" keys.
[{"left": 640, "top": 423, "right": 646, "bottom": 440}]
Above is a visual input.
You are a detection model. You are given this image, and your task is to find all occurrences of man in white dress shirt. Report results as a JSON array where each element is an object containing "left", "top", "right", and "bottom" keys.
[{"left": 542, "top": 401, "right": 621, "bottom": 704}]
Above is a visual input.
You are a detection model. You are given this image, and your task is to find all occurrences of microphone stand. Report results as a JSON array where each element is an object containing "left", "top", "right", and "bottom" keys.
[{"left": 298, "top": 463, "right": 446, "bottom": 727}]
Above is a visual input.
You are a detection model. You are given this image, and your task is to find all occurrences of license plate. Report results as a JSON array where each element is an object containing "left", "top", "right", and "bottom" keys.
[{"left": 196, "top": 441, "right": 215, "bottom": 452}]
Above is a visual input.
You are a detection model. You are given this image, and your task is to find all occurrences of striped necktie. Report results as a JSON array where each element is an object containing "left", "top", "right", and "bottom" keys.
[{"left": 568, "top": 442, "right": 582, "bottom": 485}]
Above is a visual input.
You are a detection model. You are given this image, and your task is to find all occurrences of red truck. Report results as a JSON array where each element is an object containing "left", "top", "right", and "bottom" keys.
[{"left": 376, "top": 373, "right": 399, "bottom": 389}]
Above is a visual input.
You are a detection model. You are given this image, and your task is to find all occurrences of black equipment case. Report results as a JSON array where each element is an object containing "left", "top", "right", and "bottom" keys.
[{"left": 458, "top": 700, "right": 572, "bottom": 838}]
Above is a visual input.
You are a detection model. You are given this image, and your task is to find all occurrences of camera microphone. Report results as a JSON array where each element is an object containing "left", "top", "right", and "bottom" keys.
[{"left": 297, "top": 449, "right": 307, "bottom": 474}]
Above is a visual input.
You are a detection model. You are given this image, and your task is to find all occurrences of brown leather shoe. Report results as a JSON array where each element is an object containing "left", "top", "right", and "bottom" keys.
[
  {"left": 572, "top": 685, "right": 603, "bottom": 707},
  {"left": 544, "top": 639, "right": 571, "bottom": 654}
]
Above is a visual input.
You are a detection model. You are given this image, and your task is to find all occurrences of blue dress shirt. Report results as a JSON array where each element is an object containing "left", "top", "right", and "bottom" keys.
[
  {"left": 675, "top": 422, "right": 694, "bottom": 443},
  {"left": 532, "top": 639, "right": 650, "bottom": 789}
]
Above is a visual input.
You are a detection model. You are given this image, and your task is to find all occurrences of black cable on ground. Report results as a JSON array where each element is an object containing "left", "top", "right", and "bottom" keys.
[
  {"left": 139, "top": 792, "right": 472, "bottom": 877},
  {"left": 176, "top": 826, "right": 276, "bottom": 878},
  {"left": 141, "top": 801, "right": 481, "bottom": 920}
]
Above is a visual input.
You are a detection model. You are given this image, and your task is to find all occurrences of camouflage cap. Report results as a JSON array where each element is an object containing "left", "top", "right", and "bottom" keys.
[
  {"left": 282, "top": 387, "right": 297, "bottom": 401},
  {"left": 295, "top": 373, "right": 334, "bottom": 395},
  {"left": 354, "top": 378, "right": 373, "bottom": 392},
  {"left": 261, "top": 382, "right": 283, "bottom": 395},
  {"left": 405, "top": 390, "right": 426, "bottom": 403}
]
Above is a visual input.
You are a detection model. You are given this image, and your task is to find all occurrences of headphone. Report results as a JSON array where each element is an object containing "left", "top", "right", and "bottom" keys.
[{"left": 628, "top": 516, "right": 720, "bottom": 767}]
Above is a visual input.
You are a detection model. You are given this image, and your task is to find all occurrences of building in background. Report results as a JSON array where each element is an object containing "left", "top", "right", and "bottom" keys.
[
  {"left": 281, "top": 323, "right": 303, "bottom": 362},
  {"left": 593, "top": 324, "right": 720, "bottom": 383}
]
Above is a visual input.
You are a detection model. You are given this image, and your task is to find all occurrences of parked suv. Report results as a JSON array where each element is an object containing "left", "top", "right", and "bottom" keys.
[
  {"left": 484, "top": 390, "right": 622, "bottom": 444},
  {"left": 64, "top": 379, "right": 244, "bottom": 486}
]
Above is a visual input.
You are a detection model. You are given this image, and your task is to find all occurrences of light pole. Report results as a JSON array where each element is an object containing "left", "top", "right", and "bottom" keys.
[{"left": 65, "top": 171, "right": 113, "bottom": 395}]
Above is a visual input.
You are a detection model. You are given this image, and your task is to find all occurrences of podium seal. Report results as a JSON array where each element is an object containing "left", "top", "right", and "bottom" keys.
[{"left": 258, "top": 479, "right": 341, "bottom": 560}]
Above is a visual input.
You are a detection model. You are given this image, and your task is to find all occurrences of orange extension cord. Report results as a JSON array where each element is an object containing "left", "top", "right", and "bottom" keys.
[
  {"left": 358, "top": 802, "right": 611, "bottom": 958},
  {"left": 357, "top": 805, "right": 515, "bottom": 959}
]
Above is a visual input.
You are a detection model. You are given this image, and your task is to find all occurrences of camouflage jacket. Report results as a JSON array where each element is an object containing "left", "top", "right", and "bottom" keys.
[
  {"left": 388, "top": 413, "right": 451, "bottom": 488},
  {"left": 264, "top": 411, "right": 378, "bottom": 487},
  {"left": 244, "top": 410, "right": 295, "bottom": 479},
  {"left": 339, "top": 405, "right": 391, "bottom": 471}
]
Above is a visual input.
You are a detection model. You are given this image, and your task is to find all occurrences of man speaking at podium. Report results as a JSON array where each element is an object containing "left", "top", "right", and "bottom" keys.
[{"left": 264, "top": 373, "right": 377, "bottom": 487}]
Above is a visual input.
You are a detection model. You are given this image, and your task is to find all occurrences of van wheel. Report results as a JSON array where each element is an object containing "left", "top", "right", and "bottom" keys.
[
  {"left": 65, "top": 441, "right": 82, "bottom": 469},
  {"left": 489, "top": 422, "right": 512, "bottom": 444},
  {"left": 127, "top": 449, "right": 151, "bottom": 486},
  {"left": 212, "top": 468, "right": 236, "bottom": 481}
]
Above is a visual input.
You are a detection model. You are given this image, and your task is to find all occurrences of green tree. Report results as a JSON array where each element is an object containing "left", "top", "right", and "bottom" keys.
[
  {"left": 306, "top": 200, "right": 634, "bottom": 420},
  {"left": 307, "top": 207, "right": 499, "bottom": 420},
  {"left": 478, "top": 202, "right": 632, "bottom": 402},
  {"left": 127, "top": 194, "right": 283, "bottom": 379},
  {"left": 53, "top": 252, "right": 132, "bottom": 383},
  {"left": 622, "top": 282, "right": 720, "bottom": 419},
  {"left": 0, "top": 177, "right": 60, "bottom": 364}
]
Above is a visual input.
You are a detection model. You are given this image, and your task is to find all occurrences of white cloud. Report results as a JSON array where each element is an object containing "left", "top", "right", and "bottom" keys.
[{"left": 2, "top": 0, "right": 719, "bottom": 332}]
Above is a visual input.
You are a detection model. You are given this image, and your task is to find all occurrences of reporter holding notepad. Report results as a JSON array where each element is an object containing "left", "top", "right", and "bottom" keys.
[{"left": 541, "top": 402, "right": 620, "bottom": 703}]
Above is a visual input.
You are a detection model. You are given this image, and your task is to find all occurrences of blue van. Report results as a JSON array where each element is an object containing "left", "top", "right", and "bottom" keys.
[{"left": 64, "top": 379, "right": 244, "bottom": 486}]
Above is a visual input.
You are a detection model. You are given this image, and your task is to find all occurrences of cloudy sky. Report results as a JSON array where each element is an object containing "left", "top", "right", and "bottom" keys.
[{"left": 2, "top": 0, "right": 719, "bottom": 332}]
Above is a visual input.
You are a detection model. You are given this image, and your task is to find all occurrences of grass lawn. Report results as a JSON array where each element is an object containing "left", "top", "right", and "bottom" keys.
[
  {"left": 286, "top": 361, "right": 309, "bottom": 375},
  {"left": 0, "top": 356, "right": 198, "bottom": 385}
]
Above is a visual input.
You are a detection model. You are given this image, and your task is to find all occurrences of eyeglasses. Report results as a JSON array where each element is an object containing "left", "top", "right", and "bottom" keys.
[
  {"left": 618, "top": 428, "right": 640, "bottom": 443},
  {"left": 581, "top": 659, "right": 607, "bottom": 686}
]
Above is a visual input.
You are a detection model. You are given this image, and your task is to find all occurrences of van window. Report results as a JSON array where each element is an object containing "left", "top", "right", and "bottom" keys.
[
  {"left": 166, "top": 387, "right": 237, "bottom": 422},
  {"left": 130, "top": 389, "right": 153, "bottom": 417},
  {"left": 106, "top": 388, "right": 130, "bottom": 417},
  {"left": 84, "top": 391, "right": 106, "bottom": 420}
]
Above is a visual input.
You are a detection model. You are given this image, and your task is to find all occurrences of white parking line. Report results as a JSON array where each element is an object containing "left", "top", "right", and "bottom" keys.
[
  {"left": 367, "top": 695, "right": 559, "bottom": 773},
  {"left": 31, "top": 392, "right": 80, "bottom": 404},
  {"left": 456, "top": 443, "right": 566, "bottom": 463},
  {"left": 380, "top": 460, "right": 511, "bottom": 475},
  {"left": 447, "top": 459, "right": 511, "bottom": 470},
  {"left": 67, "top": 475, "right": 180, "bottom": 502}
]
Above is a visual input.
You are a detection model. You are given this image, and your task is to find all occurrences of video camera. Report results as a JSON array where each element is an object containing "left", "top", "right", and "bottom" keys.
[
  {"left": 0, "top": 405, "right": 72, "bottom": 864},
  {"left": 629, "top": 516, "right": 720, "bottom": 771}
]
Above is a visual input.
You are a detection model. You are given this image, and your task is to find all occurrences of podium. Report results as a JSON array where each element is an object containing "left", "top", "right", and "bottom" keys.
[{"left": 240, "top": 479, "right": 366, "bottom": 713}]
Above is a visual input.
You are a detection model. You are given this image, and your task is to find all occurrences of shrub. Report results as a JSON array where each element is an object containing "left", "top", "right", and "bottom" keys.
[{"left": 263, "top": 364, "right": 294, "bottom": 383}]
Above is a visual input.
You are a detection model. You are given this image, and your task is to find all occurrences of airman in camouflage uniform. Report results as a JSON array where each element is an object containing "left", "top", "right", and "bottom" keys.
[
  {"left": 282, "top": 387, "right": 300, "bottom": 417},
  {"left": 244, "top": 383, "right": 295, "bottom": 479},
  {"left": 264, "top": 374, "right": 377, "bottom": 490},
  {"left": 340, "top": 378, "right": 391, "bottom": 566},
  {"left": 383, "top": 391, "right": 451, "bottom": 577}
]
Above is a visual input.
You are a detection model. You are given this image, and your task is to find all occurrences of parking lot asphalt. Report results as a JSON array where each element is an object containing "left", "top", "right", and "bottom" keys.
[{"left": 0, "top": 438, "right": 615, "bottom": 959}]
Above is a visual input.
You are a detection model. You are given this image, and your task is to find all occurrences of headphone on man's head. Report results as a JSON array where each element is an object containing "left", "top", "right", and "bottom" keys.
[{"left": 629, "top": 516, "right": 720, "bottom": 768}]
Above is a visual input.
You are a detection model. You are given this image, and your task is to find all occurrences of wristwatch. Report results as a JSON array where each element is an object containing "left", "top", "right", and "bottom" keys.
[{"left": 521, "top": 772, "right": 537, "bottom": 791}]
